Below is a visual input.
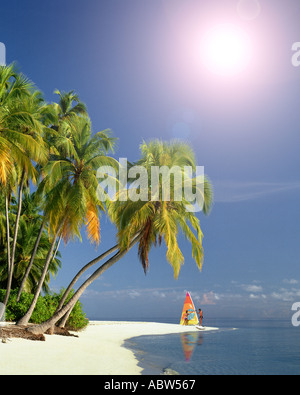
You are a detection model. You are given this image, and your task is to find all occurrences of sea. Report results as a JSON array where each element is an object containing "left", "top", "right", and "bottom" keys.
[{"left": 124, "top": 318, "right": 300, "bottom": 375}]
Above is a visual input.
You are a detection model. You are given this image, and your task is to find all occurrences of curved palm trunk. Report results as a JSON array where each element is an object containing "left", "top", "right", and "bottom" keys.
[
  {"left": 55, "top": 243, "right": 119, "bottom": 324},
  {"left": 52, "top": 233, "right": 62, "bottom": 262},
  {"left": 10, "top": 171, "right": 25, "bottom": 268},
  {"left": 57, "top": 306, "right": 72, "bottom": 328},
  {"left": 3, "top": 171, "right": 25, "bottom": 306},
  {"left": 17, "top": 225, "right": 62, "bottom": 326},
  {"left": 16, "top": 220, "right": 45, "bottom": 302},
  {"left": 57, "top": 244, "right": 119, "bottom": 328},
  {"left": 27, "top": 235, "right": 140, "bottom": 335}
]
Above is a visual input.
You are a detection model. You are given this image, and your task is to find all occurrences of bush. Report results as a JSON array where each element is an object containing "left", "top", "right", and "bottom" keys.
[{"left": 0, "top": 289, "right": 88, "bottom": 330}]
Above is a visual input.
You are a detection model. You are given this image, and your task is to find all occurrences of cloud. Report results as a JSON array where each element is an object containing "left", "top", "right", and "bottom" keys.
[
  {"left": 271, "top": 288, "right": 300, "bottom": 302},
  {"left": 128, "top": 290, "right": 141, "bottom": 299},
  {"left": 153, "top": 290, "right": 167, "bottom": 298},
  {"left": 214, "top": 180, "right": 300, "bottom": 203},
  {"left": 82, "top": 287, "right": 184, "bottom": 301},
  {"left": 219, "top": 280, "right": 300, "bottom": 305},
  {"left": 200, "top": 291, "right": 217, "bottom": 305},
  {"left": 283, "top": 279, "right": 299, "bottom": 285},
  {"left": 241, "top": 284, "right": 263, "bottom": 293},
  {"left": 249, "top": 293, "right": 266, "bottom": 300}
]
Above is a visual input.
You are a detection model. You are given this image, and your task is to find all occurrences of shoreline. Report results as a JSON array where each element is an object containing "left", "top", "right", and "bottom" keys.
[{"left": 0, "top": 321, "right": 218, "bottom": 375}]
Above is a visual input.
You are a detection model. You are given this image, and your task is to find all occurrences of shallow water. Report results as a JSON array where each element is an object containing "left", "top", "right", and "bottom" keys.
[{"left": 126, "top": 319, "right": 300, "bottom": 375}]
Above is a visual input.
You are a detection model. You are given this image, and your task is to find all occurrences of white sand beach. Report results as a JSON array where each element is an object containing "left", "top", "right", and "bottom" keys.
[{"left": 0, "top": 321, "right": 218, "bottom": 375}]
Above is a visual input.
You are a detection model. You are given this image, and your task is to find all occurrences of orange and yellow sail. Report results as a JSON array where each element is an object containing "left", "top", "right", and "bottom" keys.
[{"left": 179, "top": 292, "right": 199, "bottom": 326}]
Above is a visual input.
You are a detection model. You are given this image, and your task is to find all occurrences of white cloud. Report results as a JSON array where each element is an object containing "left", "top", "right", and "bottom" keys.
[
  {"left": 270, "top": 288, "right": 300, "bottom": 302},
  {"left": 283, "top": 279, "right": 299, "bottom": 285},
  {"left": 249, "top": 293, "right": 266, "bottom": 300},
  {"left": 128, "top": 290, "right": 141, "bottom": 299},
  {"left": 241, "top": 284, "right": 263, "bottom": 293}
]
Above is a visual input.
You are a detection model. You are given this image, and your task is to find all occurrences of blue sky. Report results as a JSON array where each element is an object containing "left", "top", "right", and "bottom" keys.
[{"left": 1, "top": 0, "right": 300, "bottom": 322}]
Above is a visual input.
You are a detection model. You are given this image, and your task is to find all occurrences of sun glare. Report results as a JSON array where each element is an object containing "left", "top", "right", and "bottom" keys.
[{"left": 200, "top": 24, "right": 252, "bottom": 77}]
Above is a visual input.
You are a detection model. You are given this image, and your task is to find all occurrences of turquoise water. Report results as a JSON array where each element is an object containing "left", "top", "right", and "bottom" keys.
[{"left": 125, "top": 319, "right": 300, "bottom": 375}]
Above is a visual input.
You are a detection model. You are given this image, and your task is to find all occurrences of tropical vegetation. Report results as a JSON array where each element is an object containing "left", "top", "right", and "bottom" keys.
[
  {"left": 0, "top": 289, "right": 88, "bottom": 330},
  {"left": 0, "top": 63, "right": 213, "bottom": 336}
]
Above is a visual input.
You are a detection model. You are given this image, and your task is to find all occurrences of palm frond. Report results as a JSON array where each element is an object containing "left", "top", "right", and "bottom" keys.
[{"left": 85, "top": 202, "right": 101, "bottom": 246}]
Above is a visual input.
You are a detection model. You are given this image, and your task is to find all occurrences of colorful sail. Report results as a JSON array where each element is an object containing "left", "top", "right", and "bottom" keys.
[{"left": 179, "top": 292, "right": 199, "bottom": 325}]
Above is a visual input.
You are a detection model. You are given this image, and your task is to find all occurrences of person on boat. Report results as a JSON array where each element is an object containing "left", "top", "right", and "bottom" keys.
[{"left": 184, "top": 310, "right": 190, "bottom": 325}]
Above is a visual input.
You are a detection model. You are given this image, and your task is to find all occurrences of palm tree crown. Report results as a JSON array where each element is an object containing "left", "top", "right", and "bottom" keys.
[
  {"left": 39, "top": 115, "right": 117, "bottom": 245},
  {"left": 109, "top": 140, "right": 213, "bottom": 278}
]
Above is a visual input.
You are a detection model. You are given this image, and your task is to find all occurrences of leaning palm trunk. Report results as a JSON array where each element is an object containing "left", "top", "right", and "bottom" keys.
[
  {"left": 27, "top": 235, "right": 141, "bottom": 335},
  {"left": 57, "top": 306, "right": 72, "bottom": 328},
  {"left": 3, "top": 171, "right": 25, "bottom": 306},
  {"left": 56, "top": 243, "right": 119, "bottom": 327},
  {"left": 16, "top": 220, "right": 45, "bottom": 302},
  {"left": 10, "top": 171, "right": 26, "bottom": 268},
  {"left": 52, "top": 234, "right": 62, "bottom": 262},
  {"left": 17, "top": 226, "right": 62, "bottom": 326}
]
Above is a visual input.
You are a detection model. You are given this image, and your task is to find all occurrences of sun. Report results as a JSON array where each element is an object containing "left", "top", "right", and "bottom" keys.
[{"left": 200, "top": 24, "right": 252, "bottom": 77}]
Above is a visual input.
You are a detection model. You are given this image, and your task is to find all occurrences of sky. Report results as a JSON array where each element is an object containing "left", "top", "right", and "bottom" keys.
[{"left": 1, "top": 0, "right": 300, "bottom": 322}]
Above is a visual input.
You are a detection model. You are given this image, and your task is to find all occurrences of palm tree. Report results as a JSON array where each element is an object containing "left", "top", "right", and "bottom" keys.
[
  {"left": 51, "top": 89, "right": 87, "bottom": 126},
  {"left": 2, "top": 98, "right": 48, "bottom": 305},
  {"left": 0, "top": 218, "right": 61, "bottom": 294},
  {"left": 17, "top": 115, "right": 117, "bottom": 326},
  {"left": 15, "top": 91, "right": 88, "bottom": 301},
  {"left": 0, "top": 139, "right": 11, "bottom": 186},
  {"left": 0, "top": 66, "right": 47, "bottom": 180},
  {"left": 54, "top": 243, "right": 119, "bottom": 327},
  {"left": 113, "top": 140, "right": 213, "bottom": 278},
  {"left": 0, "top": 65, "right": 48, "bottom": 306},
  {"left": 15, "top": 191, "right": 46, "bottom": 301},
  {"left": 0, "top": 64, "right": 32, "bottom": 277},
  {"left": 13, "top": 192, "right": 60, "bottom": 300},
  {"left": 0, "top": 192, "right": 61, "bottom": 294},
  {"left": 43, "top": 90, "right": 88, "bottom": 156},
  {"left": 40, "top": 115, "right": 117, "bottom": 245},
  {"left": 27, "top": 140, "right": 213, "bottom": 335}
]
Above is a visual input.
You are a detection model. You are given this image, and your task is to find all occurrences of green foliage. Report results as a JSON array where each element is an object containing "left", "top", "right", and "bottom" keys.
[
  {"left": 0, "top": 66, "right": 117, "bottom": 326},
  {"left": 0, "top": 192, "right": 62, "bottom": 294},
  {"left": 0, "top": 289, "right": 88, "bottom": 330},
  {"left": 109, "top": 140, "right": 214, "bottom": 279}
]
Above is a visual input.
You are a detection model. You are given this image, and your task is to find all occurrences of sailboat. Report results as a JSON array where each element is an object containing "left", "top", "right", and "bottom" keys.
[{"left": 179, "top": 291, "right": 199, "bottom": 326}]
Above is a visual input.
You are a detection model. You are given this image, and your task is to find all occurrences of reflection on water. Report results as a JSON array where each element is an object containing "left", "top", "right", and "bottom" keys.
[
  {"left": 126, "top": 321, "right": 300, "bottom": 375},
  {"left": 180, "top": 332, "right": 203, "bottom": 361}
]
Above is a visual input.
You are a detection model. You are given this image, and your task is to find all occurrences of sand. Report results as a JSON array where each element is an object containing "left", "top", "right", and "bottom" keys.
[{"left": 0, "top": 321, "right": 218, "bottom": 375}]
